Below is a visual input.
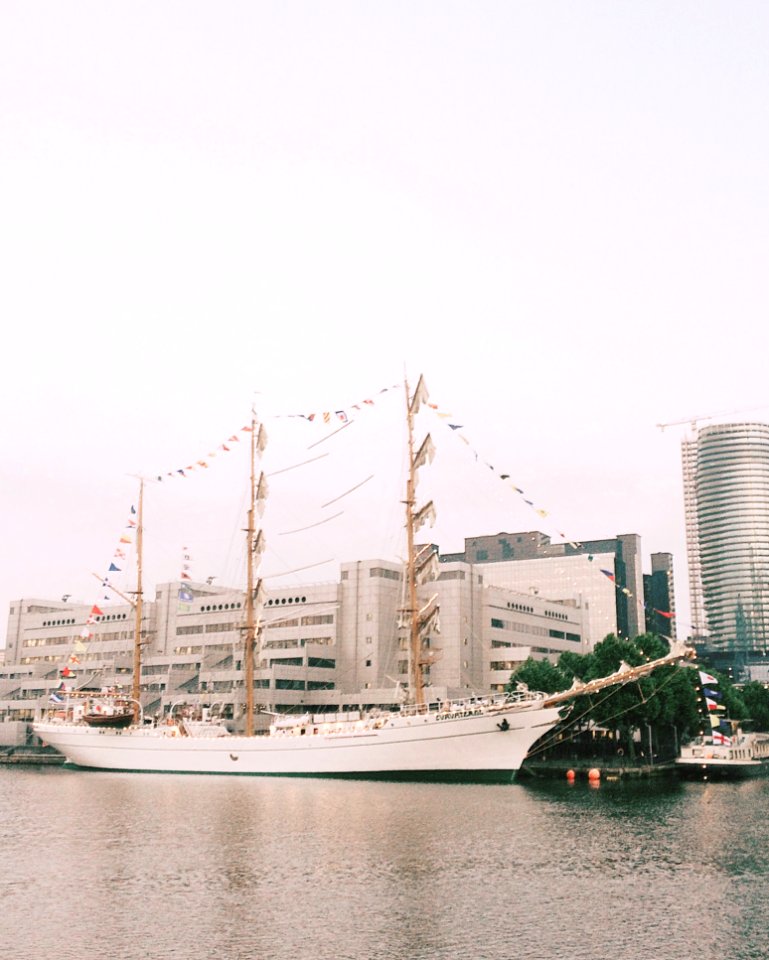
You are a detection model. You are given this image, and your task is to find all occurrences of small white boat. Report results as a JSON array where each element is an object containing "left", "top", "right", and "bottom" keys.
[{"left": 676, "top": 732, "right": 769, "bottom": 779}]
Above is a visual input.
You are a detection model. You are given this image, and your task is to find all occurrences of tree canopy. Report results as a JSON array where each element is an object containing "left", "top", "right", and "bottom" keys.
[{"left": 508, "top": 633, "right": 702, "bottom": 754}]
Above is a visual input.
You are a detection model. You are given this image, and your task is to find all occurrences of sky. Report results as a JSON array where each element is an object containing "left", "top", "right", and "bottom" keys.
[{"left": 2, "top": 1, "right": 769, "bottom": 647}]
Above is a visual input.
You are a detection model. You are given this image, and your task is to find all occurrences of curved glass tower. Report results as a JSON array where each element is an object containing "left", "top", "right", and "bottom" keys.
[{"left": 696, "top": 423, "right": 769, "bottom": 652}]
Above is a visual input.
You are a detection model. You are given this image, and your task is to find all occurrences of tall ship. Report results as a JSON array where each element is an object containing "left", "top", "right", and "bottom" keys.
[{"left": 33, "top": 377, "right": 693, "bottom": 782}]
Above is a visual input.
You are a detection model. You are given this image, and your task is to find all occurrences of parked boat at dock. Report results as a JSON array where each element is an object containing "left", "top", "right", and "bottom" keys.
[{"left": 676, "top": 731, "right": 769, "bottom": 779}]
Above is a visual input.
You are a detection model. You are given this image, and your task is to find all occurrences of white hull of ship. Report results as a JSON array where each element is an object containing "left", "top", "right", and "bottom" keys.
[
  {"left": 676, "top": 756, "right": 763, "bottom": 778},
  {"left": 34, "top": 702, "right": 562, "bottom": 783}
]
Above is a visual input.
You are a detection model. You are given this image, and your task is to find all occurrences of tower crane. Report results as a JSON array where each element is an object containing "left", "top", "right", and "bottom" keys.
[{"left": 657, "top": 404, "right": 769, "bottom": 432}]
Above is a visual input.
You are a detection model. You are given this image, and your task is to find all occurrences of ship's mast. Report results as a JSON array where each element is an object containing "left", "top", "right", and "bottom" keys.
[
  {"left": 403, "top": 375, "right": 437, "bottom": 708},
  {"left": 243, "top": 409, "right": 267, "bottom": 737},
  {"left": 404, "top": 377, "right": 421, "bottom": 706},
  {"left": 244, "top": 410, "right": 257, "bottom": 736},
  {"left": 131, "top": 477, "right": 144, "bottom": 721}
]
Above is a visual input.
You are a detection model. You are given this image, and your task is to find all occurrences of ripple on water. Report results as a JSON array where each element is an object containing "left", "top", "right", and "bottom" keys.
[{"left": 2, "top": 769, "right": 768, "bottom": 960}]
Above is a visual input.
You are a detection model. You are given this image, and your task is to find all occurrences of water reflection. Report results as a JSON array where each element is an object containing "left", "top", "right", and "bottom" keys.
[{"left": 2, "top": 768, "right": 768, "bottom": 960}]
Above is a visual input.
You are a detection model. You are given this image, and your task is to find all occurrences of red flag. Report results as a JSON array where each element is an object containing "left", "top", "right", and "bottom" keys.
[{"left": 91, "top": 605, "right": 104, "bottom": 616}]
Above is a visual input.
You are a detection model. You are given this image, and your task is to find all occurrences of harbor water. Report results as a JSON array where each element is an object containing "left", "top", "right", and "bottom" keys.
[{"left": 2, "top": 767, "right": 767, "bottom": 960}]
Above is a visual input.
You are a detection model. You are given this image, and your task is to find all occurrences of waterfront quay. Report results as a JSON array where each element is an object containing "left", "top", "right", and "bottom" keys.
[
  {"left": 521, "top": 757, "right": 678, "bottom": 781},
  {"left": 0, "top": 745, "right": 64, "bottom": 766}
]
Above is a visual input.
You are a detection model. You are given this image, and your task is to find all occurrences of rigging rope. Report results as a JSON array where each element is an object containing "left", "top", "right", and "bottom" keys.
[{"left": 525, "top": 666, "right": 682, "bottom": 759}]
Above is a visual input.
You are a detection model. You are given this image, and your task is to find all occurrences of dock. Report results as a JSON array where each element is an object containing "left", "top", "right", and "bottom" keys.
[
  {"left": 521, "top": 758, "right": 679, "bottom": 781},
  {"left": 0, "top": 746, "right": 66, "bottom": 766}
]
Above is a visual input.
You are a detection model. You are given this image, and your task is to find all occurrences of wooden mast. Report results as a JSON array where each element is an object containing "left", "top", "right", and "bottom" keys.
[
  {"left": 131, "top": 477, "right": 144, "bottom": 722},
  {"left": 244, "top": 408, "right": 257, "bottom": 737},
  {"left": 405, "top": 376, "right": 425, "bottom": 708}
]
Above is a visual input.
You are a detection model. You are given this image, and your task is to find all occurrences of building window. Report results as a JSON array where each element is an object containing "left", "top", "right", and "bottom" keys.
[
  {"left": 369, "top": 567, "right": 402, "bottom": 581},
  {"left": 307, "top": 657, "right": 336, "bottom": 669}
]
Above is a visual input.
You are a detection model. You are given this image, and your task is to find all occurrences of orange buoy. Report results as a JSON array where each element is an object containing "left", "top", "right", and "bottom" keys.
[
  {"left": 566, "top": 769, "right": 576, "bottom": 782},
  {"left": 588, "top": 767, "right": 601, "bottom": 782}
]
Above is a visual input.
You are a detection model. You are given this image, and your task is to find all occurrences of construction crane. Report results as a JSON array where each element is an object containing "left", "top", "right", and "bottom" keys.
[{"left": 657, "top": 404, "right": 769, "bottom": 432}]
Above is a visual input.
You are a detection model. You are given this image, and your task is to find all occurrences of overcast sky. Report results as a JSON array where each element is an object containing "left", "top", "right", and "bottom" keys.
[{"left": 3, "top": 2, "right": 769, "bottom": 646}]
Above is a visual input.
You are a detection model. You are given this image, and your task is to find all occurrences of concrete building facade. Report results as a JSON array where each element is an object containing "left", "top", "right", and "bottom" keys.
[
  {"left": 0, "top": 555, "right": 588, "bottom": 730},
  {"left": 442, "top": 530, "right": 651, "bottom": 646}
]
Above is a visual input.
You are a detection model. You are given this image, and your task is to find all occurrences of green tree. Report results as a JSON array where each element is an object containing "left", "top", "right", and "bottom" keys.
[
  {"left": 509, "top": 633, "right": 701, "bottom": 760},
  {"left": 740, "top": 681, "right": 769, "bottom": 731},
  {"left": 508, "top": 657, "right": 571, "bottom": 695}
]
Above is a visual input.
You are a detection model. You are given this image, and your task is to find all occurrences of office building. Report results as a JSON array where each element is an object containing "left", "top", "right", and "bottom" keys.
[
  {"left": 441, "top": 531, "right": 651, "bottom": 646},
  {"left": 0, "top": 554, "right": 588, "bottom": 732},
  {"left": 686, "top": 422, "right": 769, "bottom": 660}
]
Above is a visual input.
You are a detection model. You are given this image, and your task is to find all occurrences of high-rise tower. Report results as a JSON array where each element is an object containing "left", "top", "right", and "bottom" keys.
[
  {"left": 691, "top": 422, "right": 769, "bottom": 654},
  {"left": 682, "top": 437, "right": 706, "bottom": 639}
]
